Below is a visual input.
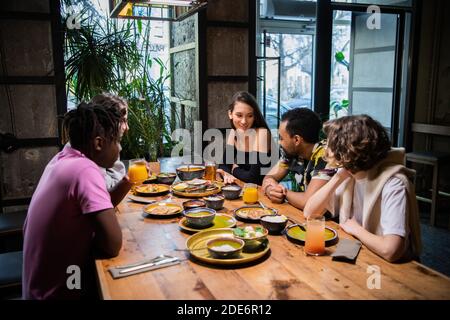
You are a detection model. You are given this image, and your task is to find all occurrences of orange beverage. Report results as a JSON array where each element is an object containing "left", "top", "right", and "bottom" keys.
[
  {"left": 243, "top": 183, "right": 258, "bottom": 204},
  {"left": 128, "top": 158, "right": 148, "bottom": 190},
  {"left": 305, "top": 216, "right": 325, "bottom": 256},
  {"left": 204, "top": 161, "right": 216, "bottom": 181}
]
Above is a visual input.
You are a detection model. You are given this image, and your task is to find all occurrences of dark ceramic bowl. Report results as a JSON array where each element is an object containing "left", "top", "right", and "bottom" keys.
[
  {"left": 203, "top": 195, "right": 225, "bottom": 210},
  {"left": 260, "top": 214, "right": 288, "bottom": 234},
  {"left": 182, "top": 199, "right": 206, "bottom": 210},
  {"left": 183, "top": 207, "right": 216, "bottom": 228},
  {"left": 221, "top": 185, "right": 242, "bottom": 200},
  {"left": 143, "top": 175, "right": 157, "bottom": 184},
  {"left": 233, "top": 225, "right": 269, "bottom": 252},
  {"left": 156, "top": 172, "right": 177, "bottom": 185},
  {"left": 176, "top": 165, "right": 205, "bottom": 181}
]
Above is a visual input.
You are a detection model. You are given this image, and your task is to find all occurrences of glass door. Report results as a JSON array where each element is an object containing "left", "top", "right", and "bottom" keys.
[
  {"left": 258, "top": 32, "right": 314, "bottom": 130},
  {"left": 257, "top": 0, "right": 316, "bottom": 130}
]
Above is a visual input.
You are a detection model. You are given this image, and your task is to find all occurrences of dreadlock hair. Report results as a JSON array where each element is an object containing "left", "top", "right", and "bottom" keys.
[
  {"left": 90, "top": 93, "right": 128, "bottom": 118},
  {"left": 62, "top": 102, "right": 121, "bottom": 158}
]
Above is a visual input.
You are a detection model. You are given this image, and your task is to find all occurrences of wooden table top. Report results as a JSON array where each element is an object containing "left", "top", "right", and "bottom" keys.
[{"left": 96, "top": 186, "right": 450, "bottom": 300}]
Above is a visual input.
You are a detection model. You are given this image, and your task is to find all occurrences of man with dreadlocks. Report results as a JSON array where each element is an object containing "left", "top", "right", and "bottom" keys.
[{"left": 23, "top": 103, "right": 123, "bottom": 299}]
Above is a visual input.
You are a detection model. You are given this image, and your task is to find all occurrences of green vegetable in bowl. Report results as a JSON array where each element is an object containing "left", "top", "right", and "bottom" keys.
[
  {"left": 233, "top": 226, "right": 265, "bottom": 239},
  {"left": 233, "top": 228, "right": 246, "bottom": 238}
]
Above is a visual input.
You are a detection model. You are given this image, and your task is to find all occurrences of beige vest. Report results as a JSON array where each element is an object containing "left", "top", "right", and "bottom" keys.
[{"left": 338, "top": 148, "right": 422, "bottom": 259}]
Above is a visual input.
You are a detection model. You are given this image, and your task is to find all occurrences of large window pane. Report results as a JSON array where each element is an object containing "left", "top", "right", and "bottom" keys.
[
  {"left": 330, "top": 10, "right": 351, "bottom": 119},
  {"left": 330, "top": 10, "right": 399, "bottom": 138},
  {"left": 259, "top": 33, "right": 313, "bottom": 130}
]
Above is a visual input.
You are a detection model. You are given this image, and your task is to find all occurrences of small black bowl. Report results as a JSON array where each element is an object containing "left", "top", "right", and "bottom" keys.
[
  {"left": 203, "top": 195, "right": 225, "bottom": 210},
  {"left": 156, "top": 173, "right": 177, "bottom": 185},
  {"left": 176, "top": 165, "right": 205, "bottom": 181},
  {"left": 260, "top": 214, "right": 288, "bottom": 234},
  {"left": 143, "top": 175, "right": 157, "bottom": 184},
  {"left": 182, "top": 199, "right": 206, "bottom": 211},
  {"left": 221, "top": 184, "right": 242, "bottom": 200}
]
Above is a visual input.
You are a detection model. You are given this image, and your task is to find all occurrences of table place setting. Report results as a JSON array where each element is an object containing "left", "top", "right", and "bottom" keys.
[{"left": 108, "top": 254, "right": 181, "bottom": 279}]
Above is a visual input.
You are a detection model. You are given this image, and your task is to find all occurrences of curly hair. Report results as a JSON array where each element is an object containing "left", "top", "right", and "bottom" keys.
[{"left": 323, "top": 115, "right": 391, "bottom": 173}]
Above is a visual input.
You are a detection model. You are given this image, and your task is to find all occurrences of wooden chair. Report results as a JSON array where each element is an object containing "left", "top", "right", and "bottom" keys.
[{"left": 406, "top": 123, "right": 450, "bottom": 227}]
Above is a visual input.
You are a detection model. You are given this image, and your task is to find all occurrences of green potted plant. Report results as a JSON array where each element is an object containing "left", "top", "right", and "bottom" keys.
[
  {"left": 118, "top": 57, "right": 172, "bottom": 164},
  {"left": 62, "top": 0, "right": 175, "bottom": 166}
]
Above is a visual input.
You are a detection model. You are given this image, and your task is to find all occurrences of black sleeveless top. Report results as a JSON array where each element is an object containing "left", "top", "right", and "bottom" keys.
[{"left": 219, "top": 143, "right": 270, "bottom": 185}]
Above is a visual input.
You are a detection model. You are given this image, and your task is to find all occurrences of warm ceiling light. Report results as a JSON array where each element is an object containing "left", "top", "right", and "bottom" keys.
[{"left": 109, "top": 0, "right": 207, "bottom": 22}]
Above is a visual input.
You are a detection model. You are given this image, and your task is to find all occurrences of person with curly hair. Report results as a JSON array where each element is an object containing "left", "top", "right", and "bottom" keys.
[{"left": 304, "top": 115, "right": 422, "bottom": 262}]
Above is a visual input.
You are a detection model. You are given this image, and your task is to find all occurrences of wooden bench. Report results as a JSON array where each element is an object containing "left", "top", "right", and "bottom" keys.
[
  {"left": 406, "top": 123, "right": 450, "bottom": 227},
  {"left": 0, "top": 210, "right": 26, "bottom": 298}
]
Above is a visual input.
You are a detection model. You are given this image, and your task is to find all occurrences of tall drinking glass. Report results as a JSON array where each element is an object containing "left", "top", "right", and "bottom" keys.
[
  {"left": 204, "top": 161, "right": 217, "bottom": 181},
  {"left": 304, "top": 216, "right": 325, "bottom": 256},
  {"left": 128, "top": 158, "right": 148, "bottom": 192},
  {"left": 243, "top": 183, "right": 258, "bottom": 204}
]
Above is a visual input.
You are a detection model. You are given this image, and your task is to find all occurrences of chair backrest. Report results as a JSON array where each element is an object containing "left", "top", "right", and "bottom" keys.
[{"left": 411, "top": 123, "right": 450, "bottom": 136}]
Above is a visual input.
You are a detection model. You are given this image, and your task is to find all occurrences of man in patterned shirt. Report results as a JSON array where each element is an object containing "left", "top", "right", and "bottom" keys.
[{"left": 262, "top": 108, "right": 333, "bottom": 210}]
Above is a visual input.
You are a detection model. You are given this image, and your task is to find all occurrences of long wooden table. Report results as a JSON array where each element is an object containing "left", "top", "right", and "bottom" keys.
[{"left": 96, "top": 186, "right": 450, "bottom": 300}]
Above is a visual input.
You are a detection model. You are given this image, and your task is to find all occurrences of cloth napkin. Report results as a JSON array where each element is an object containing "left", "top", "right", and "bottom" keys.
[
  {"left": 108, "top": 255, "right": 180, "bottom": 279},
  {"left": 331, "top": 238, "right": 362, "bottom": 263}
]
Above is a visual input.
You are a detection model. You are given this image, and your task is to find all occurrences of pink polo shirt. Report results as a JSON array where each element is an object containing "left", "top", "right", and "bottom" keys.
[{"left": 23, "top": 145, "right": 113, "bottom": 299}]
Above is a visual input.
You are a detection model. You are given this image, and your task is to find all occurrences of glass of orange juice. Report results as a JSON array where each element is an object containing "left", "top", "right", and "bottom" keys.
[
  {"left": 128, "top": 158, "right": 148, "bottom": 191},
  {"left": 304, "top": 216, "right": 325, "bottom": 256},
  {"left": 243, "top": 183, "right": 258, "bottom": 204}
]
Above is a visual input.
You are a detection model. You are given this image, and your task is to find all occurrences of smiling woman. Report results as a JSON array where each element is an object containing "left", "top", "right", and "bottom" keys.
[{"left": 217, "top": 92, "right": 272, "bottom": 185}]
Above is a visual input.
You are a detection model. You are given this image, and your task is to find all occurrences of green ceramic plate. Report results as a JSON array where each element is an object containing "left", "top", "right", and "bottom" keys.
[
  {"left": 186, "top": 228, "right": 270, "bottom": 265},
  {"left": 285, "top": 224, "right": 338, "bottom": 246},
  {"left": 179, "top": 213, "right": 237, "bottom": 233}
]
